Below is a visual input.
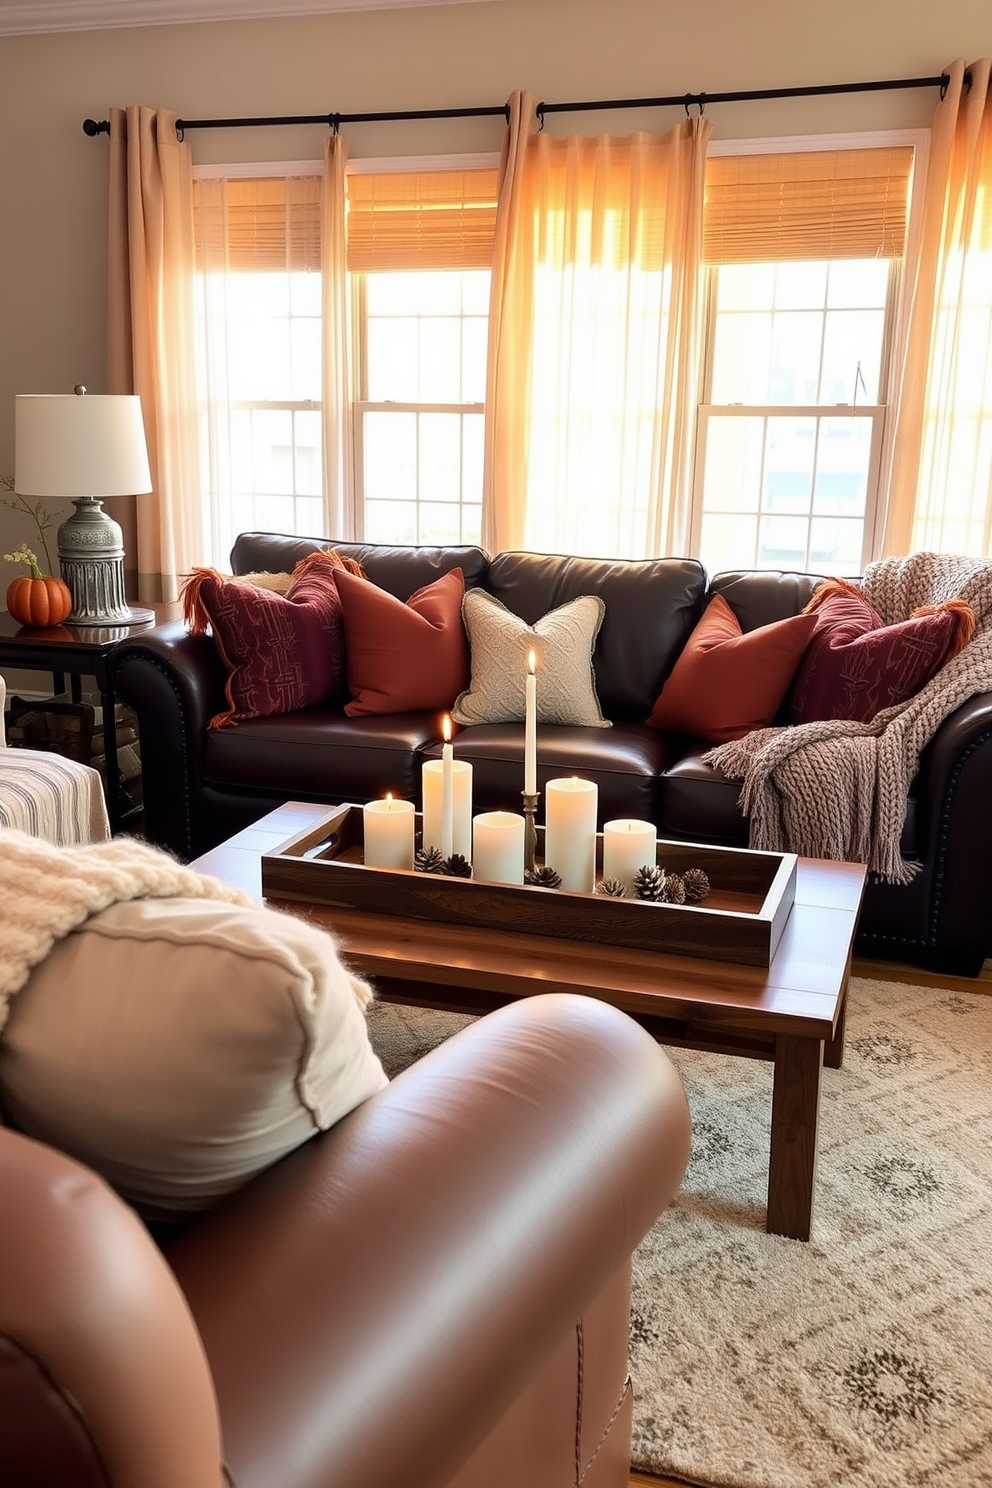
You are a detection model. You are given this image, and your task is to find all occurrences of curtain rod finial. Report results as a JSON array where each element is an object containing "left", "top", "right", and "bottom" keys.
[{"left": 82, "top": 118, "right": 109, "bottom": 137}]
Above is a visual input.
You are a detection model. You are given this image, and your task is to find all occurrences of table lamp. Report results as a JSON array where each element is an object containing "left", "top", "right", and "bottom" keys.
[{"left": 14, "top": 386, "right": 155, "bottom": 626}]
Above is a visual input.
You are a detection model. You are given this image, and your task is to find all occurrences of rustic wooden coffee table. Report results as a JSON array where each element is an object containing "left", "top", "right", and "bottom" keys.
[{"left": 193, "top": 800, "right": 867, "bottom": 1242}]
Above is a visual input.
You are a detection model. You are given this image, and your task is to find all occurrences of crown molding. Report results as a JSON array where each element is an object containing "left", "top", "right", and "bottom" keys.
[{"left": 0, "top": 0, "right": 495, "bottom": 35}]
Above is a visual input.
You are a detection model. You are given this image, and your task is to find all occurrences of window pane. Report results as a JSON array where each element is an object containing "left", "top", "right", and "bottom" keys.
[
  {"left": 710, "top": 313, "right": 772, "bottom": 403},
  {"left": 771, "top": 312, "right": 822, "bottom": 404},
  {"left": 463, "top": 414, "right": 484, "bottom": 502},
  {"left": 821, "top": 309, "right": 884, "bottom": 402},
  {"left": 774, "top": 261, "right": 826, "bottom": 310},
  {"left": 813, "top": 418, "right": 870, "bottom": 517},
  {"left": 293, "top": 410, "right": 323, "bottom": 497},
  {"left": 462, "top": 317, "right": 489, "bottom": 402},
  {"left": 809, "top": 516, "right": 864, "bottom": 575},
  {"left": 290, "top": 318, "right": 322, "bottom": 400},
  {"left": 715, "top": 262, "right": 774, "bottom": 311},
  {"left": 364, "top": 411, "right": 416, "bottom": 500},
  {"left": 827, "top": 257, "right": 889, "bottom": 308},
  {"left": 420, "top": 318, "right": 462, "bottom": 402},
  {"left": 251, "top": 410, "right": 294, "bottom": 494},
  {"left": 419, "top": 413, "right": 462, "bottom": 502},
  {"left": 764, "top": 417, "right": 815, "bottom": 513},
  {"left": 290, "top": 271, "right": 321, "bottom": 317},
  {"left": 758, "top": 514, "right": 808, "bottom": 570},
  {"left": 702, "top": 416, "right": 764, "bottom": 513},
  {"left": 364, "top": 500, "right": 418, "bottom": 544},
  {"left": 699, "top": 512, "right": 758, "bottom": 572},
  {"left": 368, "top": 317, "right": 418, "bottom": 401}
]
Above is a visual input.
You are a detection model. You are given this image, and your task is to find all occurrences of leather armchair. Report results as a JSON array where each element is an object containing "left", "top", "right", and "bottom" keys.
[{"left": 0, "top": 993, "right": 692, "bottom": 1488}]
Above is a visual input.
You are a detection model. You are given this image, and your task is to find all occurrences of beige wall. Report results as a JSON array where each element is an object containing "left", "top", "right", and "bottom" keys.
[{"left": 0, "top": 0, "right": 988, "bottom": 572}]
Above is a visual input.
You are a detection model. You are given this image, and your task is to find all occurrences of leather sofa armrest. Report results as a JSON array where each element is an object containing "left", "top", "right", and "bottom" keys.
[
  {"left": 167, "top": 993, "right": 691, "bottom": 1488},
  {"left": 0, "top": 1127, "right": 223, "bottom": 1488},
  {"left": 112, "top": 623, "right": 229, "bottom": 859}
]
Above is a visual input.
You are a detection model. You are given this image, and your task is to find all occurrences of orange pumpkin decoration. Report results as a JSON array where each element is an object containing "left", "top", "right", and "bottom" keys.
[{"left": 6, "top": 563, "right": 73, "bottom": 627}]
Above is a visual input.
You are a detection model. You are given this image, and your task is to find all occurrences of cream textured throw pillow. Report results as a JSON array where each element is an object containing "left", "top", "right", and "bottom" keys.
[
  {"left": 452, "top": 588, "right": 610, "bottom": 728},
  {"left": 0, "top": 897, "right": 387, "bottom": 1222}
]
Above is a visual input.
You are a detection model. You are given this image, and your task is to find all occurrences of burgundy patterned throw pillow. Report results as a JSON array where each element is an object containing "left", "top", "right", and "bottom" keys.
[
  {"left": 789, "top": 577, "right": 975, "bottom": 725},
  {"left": 182, "top": 551, "right": 361, "bottom": 728}
]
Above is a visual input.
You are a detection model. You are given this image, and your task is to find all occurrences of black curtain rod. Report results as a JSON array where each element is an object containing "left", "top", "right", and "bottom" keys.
[{"left": 82, "top": 70, "right": 954, "bottom": 139}]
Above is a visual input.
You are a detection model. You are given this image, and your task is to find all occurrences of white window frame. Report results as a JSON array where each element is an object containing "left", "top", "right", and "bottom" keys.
[{"left": 691, "top": 129, "right": 929, "bottom": 573}]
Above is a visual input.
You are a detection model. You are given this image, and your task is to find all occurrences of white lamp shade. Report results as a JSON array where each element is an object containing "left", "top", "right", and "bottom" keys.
[{"left": 15, "top": 393, "right": 153, "bottom": 498}]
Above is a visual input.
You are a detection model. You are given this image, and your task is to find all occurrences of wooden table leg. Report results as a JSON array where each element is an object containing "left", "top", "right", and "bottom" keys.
[
  {"left": 767, "top": 1034, "right": 823, "bottom": 1241},
  {"left": 824, "top": 984, "right": 848, "bottom": 1070}
]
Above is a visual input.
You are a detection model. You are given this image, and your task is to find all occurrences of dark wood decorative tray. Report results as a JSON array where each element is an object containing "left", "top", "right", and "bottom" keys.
[{"left": 260, "top": 804, "right": 797, "bottom": 967}]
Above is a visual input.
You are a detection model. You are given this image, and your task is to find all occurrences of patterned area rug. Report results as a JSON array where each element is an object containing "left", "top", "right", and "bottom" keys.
[{"left": 365, "top": 978, "right": 992, "bottom": 1488}]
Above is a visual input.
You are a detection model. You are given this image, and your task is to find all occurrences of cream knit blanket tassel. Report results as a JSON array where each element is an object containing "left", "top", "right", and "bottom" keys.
[
  {"left": 705, "top": 553, "right": 992, "bottom": 883},
  {"left": 0, "top": 830, "right": 255, "bottom": 1033}
]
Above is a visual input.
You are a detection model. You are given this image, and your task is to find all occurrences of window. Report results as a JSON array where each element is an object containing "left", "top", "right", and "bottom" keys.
[
  {"left": 353, "top": 268, "right": 488, "bottom": 545},
  {"left": 692, "top": 143, "right": 916, "bottom": 575},
  {"left": 347, "top": 167, "right": 496, "bottom": 546}
]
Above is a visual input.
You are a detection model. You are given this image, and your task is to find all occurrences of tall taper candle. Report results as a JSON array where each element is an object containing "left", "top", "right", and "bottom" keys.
[
  {"left": 440, "top": 714, "right": 454, "bottom": 859},
  {"left": 524, "top": 649, "right": 537, "bottom": 795}
]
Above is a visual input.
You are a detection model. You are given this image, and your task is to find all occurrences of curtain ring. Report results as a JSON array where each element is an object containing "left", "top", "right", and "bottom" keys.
[
  {"left": 697, "top": 93, "right": 706, "bottom": 117},
  {"left": 175, "top": 120, "right": 186, "bottom": 142},
  {"left": 328, "top": 113, "right": 341, "bottom": 136},
  {"left": 536, "top": 102, "right": 546, "bottom": 131},
  {"left": 684, "top": 95, "right": 692, "bottom": 118},
  {"left": 939, "top": 73, "right": 950, "bottom": 101}
]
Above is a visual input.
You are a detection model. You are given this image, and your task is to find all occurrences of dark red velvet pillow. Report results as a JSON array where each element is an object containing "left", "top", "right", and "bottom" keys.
[
  {"left": 789, "top": 577, "right": 976, "bottom": 725},
  {"left": 182, "top": 551, "right": 359, "bottom": 728}
]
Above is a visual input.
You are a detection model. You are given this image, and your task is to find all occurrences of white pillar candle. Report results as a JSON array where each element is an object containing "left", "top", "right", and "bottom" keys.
[
  {"left": 602, "top": 818, "right": 657, "bottom": 887},
  {"left": 472, "top": 810, "right": 525, "bottom": 885},
  {"left": 363, "top": 794, "right": 415, "bottom": 870},
  {"left": 422, "top": 759, "right": 473, "bottom": 859},
  {"left": 524, "top": 649, "right": 538, "bottom": 795},
  {"left": 544, "top": 777, "right": 598, "bottom": 893}
]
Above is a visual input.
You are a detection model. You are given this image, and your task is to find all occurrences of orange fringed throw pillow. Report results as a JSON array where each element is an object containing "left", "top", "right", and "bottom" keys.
[
  {"left": 790, "top": 576, "right": 976, "bottom": 725},
  {"left": 182, "top": 549, "right": 363, "bottom": 728}
]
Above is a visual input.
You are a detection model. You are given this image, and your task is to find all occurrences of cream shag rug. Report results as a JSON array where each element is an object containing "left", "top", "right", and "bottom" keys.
[{"left": 365, "top": 978, "right": 992, "bottom": 1488}]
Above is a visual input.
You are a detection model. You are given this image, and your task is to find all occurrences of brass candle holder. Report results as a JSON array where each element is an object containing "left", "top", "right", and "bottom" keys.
[{"left": 521, "top": 790, "right": 540, "bottom": 876}]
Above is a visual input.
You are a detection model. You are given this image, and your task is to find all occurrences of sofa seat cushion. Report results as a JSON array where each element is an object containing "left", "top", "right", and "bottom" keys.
[
  {"left": 203, "top": 711, "right": 441, "bottom": 805},
  {"left": 0, "top": 897, "right": 388, "bottom": 1223},
  {"left": 656, "top": 739, "right": 921, "bottom": 857},
  {"left": 443, "top": 722, "right": 669, "bottom": 827}
]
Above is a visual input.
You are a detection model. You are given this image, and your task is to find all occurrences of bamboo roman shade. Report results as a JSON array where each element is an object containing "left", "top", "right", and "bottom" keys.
[
  {"left": 345, "top": 169, "right": 499, "bottom": 271},
  {"left": 193, "top": 176, "right": 322, "bottom": 271},
  {"left": 703, "top": 146, "right": 915, "bottom": 263}
]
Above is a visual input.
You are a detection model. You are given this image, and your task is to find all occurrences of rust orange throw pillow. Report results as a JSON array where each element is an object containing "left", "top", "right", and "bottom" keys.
[
  {"left": 183, "top": 551, "right": 358, "bottom": 728},
  {"left": 789, "top": 577, "right": 976, "bottom": 725},
  {"left": 646, "top": 594, "right": 817, "bottom": 743},
  {"left": 336, "top": 565, "right": 471, "bottom": 717}
]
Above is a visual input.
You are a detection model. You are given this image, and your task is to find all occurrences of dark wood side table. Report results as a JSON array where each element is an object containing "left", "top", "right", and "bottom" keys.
[{"left": 0, "top": 603, "right": 181, "bottom": 834}]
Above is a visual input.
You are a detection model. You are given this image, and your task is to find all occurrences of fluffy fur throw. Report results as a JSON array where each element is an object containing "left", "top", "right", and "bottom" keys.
[
  {"left": 703, "top": 552, "right": 992, "bottom": 883},
  {"left": 0, "top": 831, "right": 256, "bottom": 1034}
]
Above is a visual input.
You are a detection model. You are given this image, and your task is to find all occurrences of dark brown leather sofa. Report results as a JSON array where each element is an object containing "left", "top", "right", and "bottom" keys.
[
  {"left": 0, "top": 992, "right": 692, "bottom": 1488},
  {"left": 112, "top": 531, "right": 992, "bottom": 975}
]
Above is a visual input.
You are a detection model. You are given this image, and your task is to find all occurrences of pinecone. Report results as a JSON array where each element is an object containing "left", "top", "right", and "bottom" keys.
[
  {"left": 598, "top": 877, "right": 630, "bottom": 898},
  {"left": 414, "top": 845, "right": 445, "bottom": 874},
  {"left": 681, "top": 867, "right": 710, "bottom": 903},
  {"left": 662, "top": 873, "right": 686, "bottom": 905},
  {"left": 633, "top": 863, "right": 667, "bottom": 901},
  {"left": 526, "top": 865, "right": 563, "bottom": 889},
  {"left": 442, "top": 853, "right": 473, "bottom": 878}
]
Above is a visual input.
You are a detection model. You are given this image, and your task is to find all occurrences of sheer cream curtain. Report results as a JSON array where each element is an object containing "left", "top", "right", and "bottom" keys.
[
  {"left": 884, "top": 59, "right": 992, "bottom": 557},
  {"left": 484, "top": 108, "right": 711, "bottom": 558},
  {"left": 107, "top": 106, "right": 201, "bottom": 601},
  {"left": 322, "top": 133, "right": 357, "bottom": 540}
]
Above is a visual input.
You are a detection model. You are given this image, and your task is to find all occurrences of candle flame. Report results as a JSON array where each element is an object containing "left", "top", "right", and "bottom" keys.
[
  {"left": 442, "top": 714, "right": 452, "bottom": 743},
  {"left": 528, "top": 649, "right": 536, "bottom": 673},
  {"left": 385, "top": 792, "right": 393, "bottom": 808}
]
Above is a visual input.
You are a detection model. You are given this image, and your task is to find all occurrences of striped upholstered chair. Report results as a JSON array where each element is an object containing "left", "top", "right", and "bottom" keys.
[{"left": 0, "top": 676, "right": 110, "bottom": 844}]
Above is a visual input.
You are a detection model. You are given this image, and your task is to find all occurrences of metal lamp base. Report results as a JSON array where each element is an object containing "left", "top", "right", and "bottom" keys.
[{"left": 57, "top": 495, "right": 151, "bottom": 627}]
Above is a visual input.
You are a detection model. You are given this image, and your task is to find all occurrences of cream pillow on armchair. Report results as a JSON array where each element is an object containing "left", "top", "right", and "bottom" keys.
[{"left": 0, "top": 897, "right": 387, "bottom": 1223}]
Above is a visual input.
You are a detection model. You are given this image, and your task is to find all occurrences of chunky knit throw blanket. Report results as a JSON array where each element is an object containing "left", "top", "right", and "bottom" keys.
[
  {"left": 703, "top": 552, "right": 992, "bottom": 883},
  {"left": 0, "top": 830, "right": 255, "bottom": 1035}
]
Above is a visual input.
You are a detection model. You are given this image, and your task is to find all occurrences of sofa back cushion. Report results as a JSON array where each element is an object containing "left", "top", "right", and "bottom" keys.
[
  {"left": 485, "top": 552, "right": 707, "bottom": 721},
  {"left": 706, "top": 569, "right": 826, "bottom": 629},
  {"left": 231, "top": 533, "right": 490, "bottom": 601}
]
